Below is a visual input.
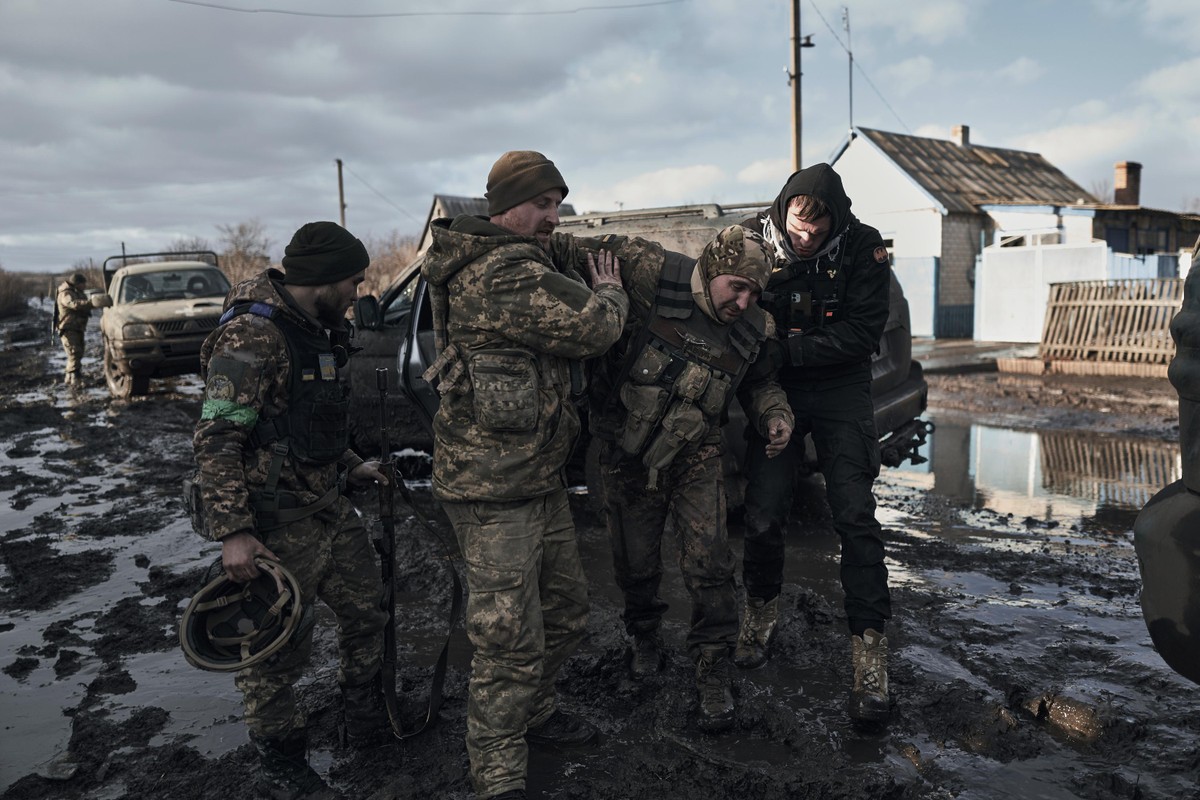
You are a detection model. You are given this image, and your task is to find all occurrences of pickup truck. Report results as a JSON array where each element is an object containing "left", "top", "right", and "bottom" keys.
[
  {"left": 350, "top": 203, "right": 930, "bottom": 499},
  {"left": 95, "top": 251, "right": 230, "bottom": 398}
]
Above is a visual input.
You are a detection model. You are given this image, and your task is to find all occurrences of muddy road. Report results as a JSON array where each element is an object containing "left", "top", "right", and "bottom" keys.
[{"left": 2, "top": 303, "right": 1197, "bottom": 800}]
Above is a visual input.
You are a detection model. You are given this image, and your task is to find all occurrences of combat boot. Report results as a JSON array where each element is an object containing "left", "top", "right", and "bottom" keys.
[
  {"left": 341, "top": 671, "right": 391, "bottom": 748},
  {"left": 848, "top": 628, "right": 891, "bottom": 724},
  {"left": 733, "top": 594, "right": 779, "bottom": 669},
  {"left": 627, "top": 631, "right": 665, "bottom": 679},
  {"left": 526, "top": 708, "right": 598, "bottom": 747},
  {"left": 251, "top": 730, "right": 338, "bottom": 800},
  {"left": 695, "top": 647, "right": 735, "bottom": 733}
]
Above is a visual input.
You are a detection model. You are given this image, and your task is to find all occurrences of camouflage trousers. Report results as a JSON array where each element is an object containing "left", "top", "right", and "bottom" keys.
[
  {"left": 59, "top": 329, "right": 84, "bottom": 378},
  {"left": 234, "top": 495, "right": 387, "bottom": 739},
  {"left": 442, "top": 489, "right": 589, "bottom": 798},
  {"left": 599, "top": 439, "right": 738, "bottom": 658}
]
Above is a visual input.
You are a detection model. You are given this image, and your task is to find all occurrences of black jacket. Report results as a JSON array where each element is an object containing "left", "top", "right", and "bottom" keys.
[{"left": 743, "top": 163, "right": 891, "bottom": 390}]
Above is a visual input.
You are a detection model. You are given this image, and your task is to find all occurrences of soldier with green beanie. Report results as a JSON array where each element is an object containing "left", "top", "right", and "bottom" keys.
[
  {"left": 421, "top": 150, "right": 629, "bottom": 800},
  {"left": 55, "top": 272, "right": 92, "bottom": 385},
  {"left": 588, "top": 225, "right": 793, "bottom": 733},
  {"left": 193, "top": 220, "right": 391, "bottom": 799}
]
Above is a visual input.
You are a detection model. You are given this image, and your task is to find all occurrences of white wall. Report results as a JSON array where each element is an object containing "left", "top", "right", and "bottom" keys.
[
  {"left": 836, "top": 138, "right": 943, "bottom": 258},
  {"left": 985, "top": 208, "right": 1096, "bottom": 246},
  {"left": 894, "top": 257, "right": 937, "bottom": 337},
  {"left": 975, "top": 241, "right": 1110, "bottom": 342}
]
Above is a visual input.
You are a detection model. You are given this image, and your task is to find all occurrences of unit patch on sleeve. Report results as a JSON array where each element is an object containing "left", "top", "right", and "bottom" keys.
[{"left": 873, "top": 246, "right": 890, "bottom": 265}]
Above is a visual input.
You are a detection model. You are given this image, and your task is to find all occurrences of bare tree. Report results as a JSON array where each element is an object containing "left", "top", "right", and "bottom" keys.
[
  {"left": 360, "top": 231, "right": 419, "bottom": 297},
  {"left": 164, "top": 236, "right": 214, "bottom": 258},
  {"left": 1089, "top": 178, "right": 1113, "bottom": 204},
  {"left": 216, "top": 220, "right": 273, "bottom": 283}
]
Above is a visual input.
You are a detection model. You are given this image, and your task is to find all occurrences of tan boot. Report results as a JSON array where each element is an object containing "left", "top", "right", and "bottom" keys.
[
  {"left": 695, "top": 647, "right": 735, "bottom": 733},
  {"left": 849, "top": 628, "right": 890, "bottom": 724},
  {"left": 733, "top": 595, "right": 779, "bottom": 669}
]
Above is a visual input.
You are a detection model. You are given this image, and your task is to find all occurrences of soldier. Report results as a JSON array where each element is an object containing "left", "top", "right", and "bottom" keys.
[
  {"left": 735, "top": 163, "right": 896, "bottom": 725},
  {"left": 55, "top": 272, "right": 91, "bottom": 385},
  {"left": 589, "top": 225, "right": 793, "bottom": 733},
  {"left": 193, "top": 221, "right": 390, "bottom": 800},
  {"left": 420, "top": 151, "right": 629, "bottom": 800}
]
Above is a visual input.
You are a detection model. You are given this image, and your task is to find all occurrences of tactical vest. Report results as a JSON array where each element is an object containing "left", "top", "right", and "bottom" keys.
[
  {"left": 219, "top": 301, "right": 352, "bottom": 466},
  {"left": 612, "top": 254, "right": 770, "bottom": 488},
  {"left": 763, "top": 224, "right": 854, "bottom": 334}
]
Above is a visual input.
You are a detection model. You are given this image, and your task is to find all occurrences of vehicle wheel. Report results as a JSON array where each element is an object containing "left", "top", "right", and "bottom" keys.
[{"left": 102, "top": 337, "right": 149, "bottom": 398}]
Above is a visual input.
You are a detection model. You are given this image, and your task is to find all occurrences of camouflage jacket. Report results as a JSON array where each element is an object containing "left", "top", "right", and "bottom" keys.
[
  {"left": 192, "top": 270, "right": 363, "bottom": 540},
  {"left": 588, "top": 244, "right": 793, "bottom": 450},
  {"left": 55, "top": 281, "right": 91, "bottom": 333},
  {"left": 420, "top": 215, "right": 629, "bottom": 503}
]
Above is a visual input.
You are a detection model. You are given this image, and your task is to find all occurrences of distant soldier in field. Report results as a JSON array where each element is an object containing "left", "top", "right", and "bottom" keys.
[
  {"left": 588, "top": 224, "right": 793, "bottom": 733},
  {"left": 55, "top": 272, "right": 91, "bottom": 385}
]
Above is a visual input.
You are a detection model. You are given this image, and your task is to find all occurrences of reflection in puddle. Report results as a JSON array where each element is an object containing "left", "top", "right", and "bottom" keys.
[{"left": 898, "top": 417, "right": 1179, "bottom": 525}]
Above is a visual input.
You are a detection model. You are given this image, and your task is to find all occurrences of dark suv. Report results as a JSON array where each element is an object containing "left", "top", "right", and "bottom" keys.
[{"left": 350, "top": 203, "right": 930, "bottom": 497}]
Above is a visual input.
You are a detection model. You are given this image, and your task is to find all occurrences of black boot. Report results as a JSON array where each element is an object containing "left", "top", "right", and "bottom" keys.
[
  {"left": 341, "top": 671, "right": 391, "bottom": 748},
  {"left": 627, "top": 631, "right": 665, "bottom": 679},
  {"left": 695, "top": 647, "right": 736, "bottom": 733},
  {"left": 251, "top": 730, "right": 338, "bottom": 800}
]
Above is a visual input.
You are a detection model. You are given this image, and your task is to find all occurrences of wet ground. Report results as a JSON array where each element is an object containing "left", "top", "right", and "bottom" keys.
[{"left": 2, "top": 303, "right": 1198, "bottom": 800}]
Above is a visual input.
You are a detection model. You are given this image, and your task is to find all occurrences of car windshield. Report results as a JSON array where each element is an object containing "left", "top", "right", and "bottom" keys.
[{"left": 119, "top": 268, "right": 230, "bottom": 304}]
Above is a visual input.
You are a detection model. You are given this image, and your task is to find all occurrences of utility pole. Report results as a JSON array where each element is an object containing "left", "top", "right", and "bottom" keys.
[
  {"left": 843, "top": 6, "right": 854, "bottom": 135},
  {"left": 789, "top": 0, "right": 815, "bottom": 171},
  {"left": 335, "top": 158, "right": 347, "bottom": 227}
]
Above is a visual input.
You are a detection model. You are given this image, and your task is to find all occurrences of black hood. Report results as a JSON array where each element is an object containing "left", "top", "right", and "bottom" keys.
[{"left": 767, "top": 162, "right": 853, "bottom": 237}]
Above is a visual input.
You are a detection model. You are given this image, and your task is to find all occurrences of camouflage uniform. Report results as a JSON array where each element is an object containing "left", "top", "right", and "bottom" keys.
[
  {"left": 55, "top": 279, "right": 91, "bottom": 382},
  {"left": 421, "top": 215, "right": 628, "bottom": 799},
  {"left": 588, "top": 234, "right": 792, "bottom": 659},
  {"left": 193, "top": 269, "right": 386, "bottom": 739}
]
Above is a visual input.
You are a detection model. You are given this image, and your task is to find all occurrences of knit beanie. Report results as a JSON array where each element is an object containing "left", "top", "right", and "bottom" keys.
[
  {"left": 485, "top": 151, "right": 569, "bottom": 216},
  {"left": 281, "top": 221, "right": 370, "bottom": 286}
]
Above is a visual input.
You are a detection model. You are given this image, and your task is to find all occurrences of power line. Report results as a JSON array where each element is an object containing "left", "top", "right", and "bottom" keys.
[
  {"left": 806, "top": 0, "right": 910, "bottom": 134},
  {"left": 166, "top": 0, "right": 686, "bottom": 18},
  {"left": 342, "top": 164, "right": 420, "bottom": 224}
]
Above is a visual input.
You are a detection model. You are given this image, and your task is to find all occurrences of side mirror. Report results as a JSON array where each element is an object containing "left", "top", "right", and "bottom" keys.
[
  {"left": 354, "top": 295, "right": 382, "bottom": 331},
  {"left": 92, "top": 294, "right": 113, "bottom": 309}
]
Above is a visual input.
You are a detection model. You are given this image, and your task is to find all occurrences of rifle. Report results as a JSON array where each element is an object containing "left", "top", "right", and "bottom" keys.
[{"left": 375, "top": 367, "right": 461, "bottom": 739}]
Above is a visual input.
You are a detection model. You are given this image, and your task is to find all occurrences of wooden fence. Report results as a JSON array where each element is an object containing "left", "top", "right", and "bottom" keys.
[{"left": 999, "top": 278, "right": 1183, "bottom": 377}]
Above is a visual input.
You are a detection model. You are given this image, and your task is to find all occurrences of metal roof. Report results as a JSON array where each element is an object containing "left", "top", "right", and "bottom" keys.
[{"left": 855, "top": 127, "right": 1097, "bottom": 214}]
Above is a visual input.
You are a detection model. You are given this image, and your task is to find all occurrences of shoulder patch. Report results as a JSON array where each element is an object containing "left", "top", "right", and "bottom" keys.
[{"left": 873, "top": 246, "right": 890, "bottom": 265}]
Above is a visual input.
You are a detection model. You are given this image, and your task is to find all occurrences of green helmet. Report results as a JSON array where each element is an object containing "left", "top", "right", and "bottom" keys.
[{"left": 179, "top": 557, "right": 306, "bottom": 672}]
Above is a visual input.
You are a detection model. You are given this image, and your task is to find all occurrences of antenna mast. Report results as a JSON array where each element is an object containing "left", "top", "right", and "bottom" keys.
[{"left": 843, "top": 6, "right": 853, "bottom": 134}]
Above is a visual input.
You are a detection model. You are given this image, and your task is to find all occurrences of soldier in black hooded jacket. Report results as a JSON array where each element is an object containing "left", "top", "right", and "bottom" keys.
[{"left": 733, "top": 162, "right": 894, "bottom": 724}]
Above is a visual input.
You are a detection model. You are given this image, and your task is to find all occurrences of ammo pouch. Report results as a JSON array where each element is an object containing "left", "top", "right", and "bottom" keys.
[
  {"left": 617, "top": 383, "right": 670, "bottom": 456},
  {"left": 468, "top": 349, "right": 540, "bottom": 432},
  {"left": 182, "top": 468, "right": 211, "bottom": 541},
  {"left": 640, "top": 401, "right": 707, "bottom": 490}
]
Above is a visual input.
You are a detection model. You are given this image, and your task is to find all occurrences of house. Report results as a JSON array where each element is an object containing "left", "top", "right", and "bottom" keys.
[
  {"left": 416, "top": 194, "right": 578, "bottom": 254},
  {"left": 834, "top": 126, "right": 1200, "bottom": 341}
]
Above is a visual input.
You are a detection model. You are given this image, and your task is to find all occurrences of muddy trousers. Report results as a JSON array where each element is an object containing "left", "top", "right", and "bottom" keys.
[
  {"left": 59, "top": 329, "right": 84, "bottom": 379},
  {"left": 442, "top": 489, "right": 589, "bottom": 799},
  {"left": 600, "top": 439, "right": 738, "bottom": 658},
  {"left": 235, "top": 496, "right": 388, "bottom": 739},
  {"left": 741, "top": 380, "right": 891, "bottom": 635}
]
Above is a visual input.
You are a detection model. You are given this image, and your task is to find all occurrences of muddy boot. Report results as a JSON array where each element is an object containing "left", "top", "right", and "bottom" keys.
[
  {"left": 526, "top": 708, "right": 598, "bottom": 747},
  {"left": 848, "top": 628, "right": 890, "bottom": 724},
  {"left": 341, "top": 671, "right": 391, "bottom": 748},
  {"left": 695, "top": 647, "right": 736, "bottom": 733},
  {"left": 733, "top": 594, "right": 779, "bottom": 669},
  {"left": 251, "top": 730, "right": 338, "bottom": 800},
  {"left": 627, "top": 631, "right": 665, "bottom": 679}
]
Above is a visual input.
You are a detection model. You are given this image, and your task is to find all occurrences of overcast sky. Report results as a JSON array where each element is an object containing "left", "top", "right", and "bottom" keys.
[{"left": 3, "top": 0, "right": 1198, "bottom": 274}]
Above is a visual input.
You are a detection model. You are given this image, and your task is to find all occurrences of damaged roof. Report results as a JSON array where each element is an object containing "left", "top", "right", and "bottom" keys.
[{"left": 855, "top": 127, "right": 1097, "bottom": 214}]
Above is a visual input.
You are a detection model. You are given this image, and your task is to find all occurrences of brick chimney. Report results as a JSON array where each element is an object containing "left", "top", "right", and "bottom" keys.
[
  {"left": 952, "top": 124, "right": 970, "bottom": 147},
  {"left": 1114, "top": 161, "right": 1142, "bottom": 206}
]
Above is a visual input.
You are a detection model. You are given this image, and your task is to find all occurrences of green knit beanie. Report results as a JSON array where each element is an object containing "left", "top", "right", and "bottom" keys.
[
  {"left": 485, "top": 151, "right": 569, "bottom": 216},
  {"left": 281, "top": 221, "right": 370, "bottom": 286}
]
